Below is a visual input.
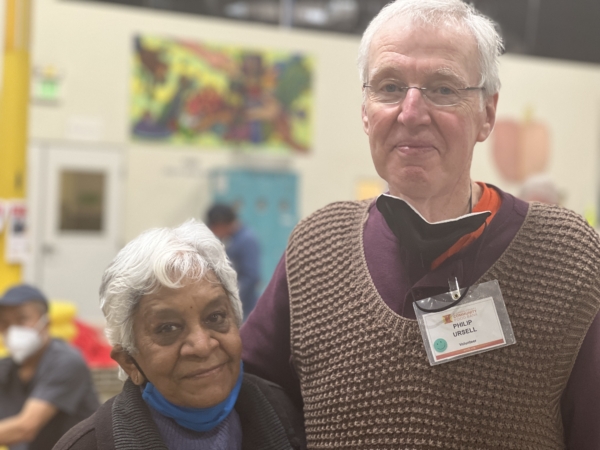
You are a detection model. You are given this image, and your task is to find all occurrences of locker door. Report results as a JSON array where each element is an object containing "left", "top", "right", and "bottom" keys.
[{"left": 208, "top": 168, "right": 299, "bottom": 290}]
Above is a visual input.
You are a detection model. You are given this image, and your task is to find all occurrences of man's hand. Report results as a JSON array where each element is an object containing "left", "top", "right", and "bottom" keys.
[{"left": 0, "top": 398, "right": 58, "bottom": 445}]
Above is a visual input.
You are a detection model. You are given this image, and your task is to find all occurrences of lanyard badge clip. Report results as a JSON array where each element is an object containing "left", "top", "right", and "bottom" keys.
[{"left": 448, "top": 277, "right": 461, "bottom": 300}]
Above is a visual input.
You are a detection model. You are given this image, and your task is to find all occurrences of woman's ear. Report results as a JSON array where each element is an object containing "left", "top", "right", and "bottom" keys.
[{"left": 111, "top": 345, "right": 145, "bottom": 385}]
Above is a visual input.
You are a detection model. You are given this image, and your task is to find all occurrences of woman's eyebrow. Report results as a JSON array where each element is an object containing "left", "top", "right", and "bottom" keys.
[
  {"left": 146, "top": 308, "right": 181, "bottom": 320},
  {"left": 204, "top": 295, "right": 230, "bottom": 310}
]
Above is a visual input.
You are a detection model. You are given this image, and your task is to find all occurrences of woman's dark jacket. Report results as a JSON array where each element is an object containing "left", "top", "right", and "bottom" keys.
[{"left": 52, "top": 373, "right": 306, "bottom": 450}]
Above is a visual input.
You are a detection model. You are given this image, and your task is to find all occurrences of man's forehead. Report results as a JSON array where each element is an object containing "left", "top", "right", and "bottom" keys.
[
  {"left": 370, "top": 65, "right": 469, "bottom": 84},
  {"left": 372, "top": 16, "right": 474, "bottom": 44},
  {"left": 368, "top": 20, "right": 479, "bottom": 81}
]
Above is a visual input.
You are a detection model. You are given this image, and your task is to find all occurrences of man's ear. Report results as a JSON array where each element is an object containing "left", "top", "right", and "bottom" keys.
[
  {"left": 111, "top": 345, "right": 144, "bottom": 385},
  {"left": 361, "top": 102, "right": 370, "bottom": 135},
  {"left": 476, "top": 93, "right": 499, "bottom": 142}
]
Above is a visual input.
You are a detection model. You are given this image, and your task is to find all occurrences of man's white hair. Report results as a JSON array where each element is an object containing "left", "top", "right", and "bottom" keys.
[
  {"left": 358, "top": 0, "right": 504, "bottom": 95},
  {"left": 99, "top": 219, "right": 243, "bottom": 380}
]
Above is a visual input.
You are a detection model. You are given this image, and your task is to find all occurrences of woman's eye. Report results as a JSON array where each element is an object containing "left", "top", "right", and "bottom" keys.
[
  {"left": 206, "top": 312, "right": 227, "bottom": 325},
  {"left": 156, "top": 323, "right": 180, "bottom": 334}
]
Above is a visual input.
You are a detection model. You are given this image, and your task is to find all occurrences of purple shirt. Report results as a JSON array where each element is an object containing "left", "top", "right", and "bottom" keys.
[{"left": 241, "top": 189, "right": 600, "bottom": 449}]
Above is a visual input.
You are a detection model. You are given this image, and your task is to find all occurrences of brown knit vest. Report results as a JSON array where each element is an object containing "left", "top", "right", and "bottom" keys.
[{"left": 286, "top": 200, "right": 600, "bottom": 449}]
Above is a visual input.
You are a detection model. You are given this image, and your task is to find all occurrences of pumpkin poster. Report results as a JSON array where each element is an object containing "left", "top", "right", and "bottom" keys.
[
  {"left": 131, "top": 35, "right": 313, "bottom": 153},
  {"left": 492, "top": 108, "right": 551, "bottom": 182}
]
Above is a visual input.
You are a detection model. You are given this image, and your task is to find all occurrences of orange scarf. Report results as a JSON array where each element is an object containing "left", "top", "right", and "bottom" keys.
[{"left": 431, "top": 183, "right": 502, "bottom": 270}]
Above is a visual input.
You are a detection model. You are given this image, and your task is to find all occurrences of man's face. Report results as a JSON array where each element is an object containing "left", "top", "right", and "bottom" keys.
[
  {"left": 210, "top": 223, "right": 234, "bottom": 240},
  {"left": 0, "top": 302, "right": 47, "bottom": 335},
  {"left": 361, "top": 20, "right": 498, "bottom": 201}
]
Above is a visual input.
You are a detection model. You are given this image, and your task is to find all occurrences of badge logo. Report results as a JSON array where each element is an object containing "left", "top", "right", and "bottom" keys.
[
  {"left": 442, "top": 314, "right": 453, "bottom": 324},
  {"left": 433, "top": 338, "right": 448, "bottom": 353}
]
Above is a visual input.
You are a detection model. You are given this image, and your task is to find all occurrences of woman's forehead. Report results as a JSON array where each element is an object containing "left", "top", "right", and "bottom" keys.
[{"left": 137, "top": 279, "right": 228, "bottom": 316}]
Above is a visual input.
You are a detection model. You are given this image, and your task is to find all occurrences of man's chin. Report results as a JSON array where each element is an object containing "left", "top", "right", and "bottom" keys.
[{"left": 388, "top": 171, "right": 433, "bottom": 196}]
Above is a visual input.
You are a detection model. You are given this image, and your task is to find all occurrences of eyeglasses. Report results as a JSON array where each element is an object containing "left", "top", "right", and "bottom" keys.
[{"left": 362, "top": 82, "right": 485, "bottom": 107}]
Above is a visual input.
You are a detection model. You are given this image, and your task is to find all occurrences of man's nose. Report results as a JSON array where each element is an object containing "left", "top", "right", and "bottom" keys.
[
  {"left": 397, "top": 88, "right": 432, "bottom": 128},
  {"left": 181, "top": 326, "right": 218, "bottom": 358}
]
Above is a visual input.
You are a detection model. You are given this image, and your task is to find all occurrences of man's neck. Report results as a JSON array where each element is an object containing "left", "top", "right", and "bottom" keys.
[{"left": 389, "top": 181, "right": 483, "bottom": 223}]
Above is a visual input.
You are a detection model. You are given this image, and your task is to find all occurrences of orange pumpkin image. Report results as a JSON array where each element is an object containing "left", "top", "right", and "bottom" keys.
[{"left": 492, "top": 111, "right": 551, "bottom": 183}]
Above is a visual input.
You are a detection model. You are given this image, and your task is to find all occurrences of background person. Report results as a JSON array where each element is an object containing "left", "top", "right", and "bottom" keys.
[
  {"left": 0, "top": 285, "right": 99, "bottom": 450},
  {"left": 518, "top": 173, "right": 563, "bottom": 205},
  {"left": 240, "top": 0, "right": 600, "bottom": 448},
  {"left": 207, "top": 204, "right": 261, "bottom": 321},
  {"left": 54, "top": 220, "right": 304, "bottom": 450}
]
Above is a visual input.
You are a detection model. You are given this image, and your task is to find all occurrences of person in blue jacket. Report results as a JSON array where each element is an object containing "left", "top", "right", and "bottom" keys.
[{"left": 207, "top": 204, "right": 261, "bottom": 321}]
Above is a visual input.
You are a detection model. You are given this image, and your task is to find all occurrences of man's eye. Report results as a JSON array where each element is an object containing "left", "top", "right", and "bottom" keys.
[
  {"left": 382, "top": 83, "right": 400, "bottom": 93},
  {"left": 433, "top": 86, "right": 457, "bottom": 96}
]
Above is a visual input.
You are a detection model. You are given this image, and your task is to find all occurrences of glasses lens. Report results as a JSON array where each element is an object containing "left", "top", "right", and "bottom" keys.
[
  {"left": 368, "top": 82, "right": 404, "bottom": 104},
  {"left": 366, "top": 83, "right": 480, "bottom": 106},
  {"left": 425, "top": 86, "right": 461, "bottom": 106}
]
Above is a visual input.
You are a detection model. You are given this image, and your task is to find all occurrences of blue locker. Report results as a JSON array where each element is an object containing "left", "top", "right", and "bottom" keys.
[{"left": 209, "top": 168, "right": 299, "bottom": 291}]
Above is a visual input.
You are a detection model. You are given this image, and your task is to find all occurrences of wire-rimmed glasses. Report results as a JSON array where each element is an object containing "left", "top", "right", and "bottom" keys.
[{"left": 363, "top": 82, "right": 485, "bottom": 107}]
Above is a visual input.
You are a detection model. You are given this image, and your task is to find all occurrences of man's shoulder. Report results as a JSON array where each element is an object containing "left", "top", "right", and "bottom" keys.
[
  {"left": 38, "top": 339, "right": 90, "bottom": 379},
  {"left": 527, "top": 203, "right": 599, "bottom": 243},
  {"left": 522, "top": 202, "right": 600, "bottom": 264},
  {"left": 0, "top": 356, "right": 15, "bottom": 385},
  {"left": 236, "top": 225, "right": 260, "bottom": 244},
  {"left": 45, "top": 339, "right": 87, "bottom": 365},
  {"left": 293, "top": 199, "right": 372, "bottom": 233},
  {"left": 0, "top": 356, "right": 13, "bottom": 370}
]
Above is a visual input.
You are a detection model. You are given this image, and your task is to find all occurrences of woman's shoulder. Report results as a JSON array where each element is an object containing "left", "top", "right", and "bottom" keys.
[
  {"left": 241, "top": 373, "right": 300, "bottom": 415},
  {"left": 237, "top": 373, "right": 306, "bottom": 450},
  {"left": 53, "top": 397, "right": 115, "bottom": 450}
]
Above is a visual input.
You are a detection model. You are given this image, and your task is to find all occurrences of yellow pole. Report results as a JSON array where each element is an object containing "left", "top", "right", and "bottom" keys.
[{"left": 0, "top": 0, "right": 32, "bottom": 292}]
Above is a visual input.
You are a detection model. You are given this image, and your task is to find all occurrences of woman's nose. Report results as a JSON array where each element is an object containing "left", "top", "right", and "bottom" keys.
[{"left": 181, "top": 326, "right": 218, "bottom": 358}]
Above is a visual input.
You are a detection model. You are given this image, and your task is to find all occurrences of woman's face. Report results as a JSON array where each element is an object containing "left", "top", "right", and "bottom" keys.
[{"left": 119, "top": 276, "right": 242, "bottom": 408}]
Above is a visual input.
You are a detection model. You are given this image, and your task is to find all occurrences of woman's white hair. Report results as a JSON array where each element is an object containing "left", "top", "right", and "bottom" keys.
[
  {"left": 99, "top": 219, "right": 243, "bottom": 380},
  {"left": 358, "top": 0, "right": 504, "bottom": 95}
]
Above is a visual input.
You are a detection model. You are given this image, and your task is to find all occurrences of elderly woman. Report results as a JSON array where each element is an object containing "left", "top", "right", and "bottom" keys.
[{"left": 54, "top": 220, "right": 305, "bottom": 450}]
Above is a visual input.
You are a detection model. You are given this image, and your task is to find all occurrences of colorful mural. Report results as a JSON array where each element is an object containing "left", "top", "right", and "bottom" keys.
[{"left": 131, "top": 35, "right": 313, "bottom": 153}]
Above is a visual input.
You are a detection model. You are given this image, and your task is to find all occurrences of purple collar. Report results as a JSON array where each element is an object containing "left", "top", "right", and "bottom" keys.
[{"left": 363, "top": 186, "right": 529, "bottom": 319}]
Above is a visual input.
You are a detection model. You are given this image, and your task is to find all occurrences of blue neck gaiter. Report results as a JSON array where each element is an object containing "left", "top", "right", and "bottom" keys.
[{"left": 142, "top": 362, "right": 244, "bottom": 433}]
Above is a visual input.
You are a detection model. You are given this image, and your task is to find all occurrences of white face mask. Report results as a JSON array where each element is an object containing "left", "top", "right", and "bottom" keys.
[{"left": 3, "top": 315, "right": 48, "bottom": 364}]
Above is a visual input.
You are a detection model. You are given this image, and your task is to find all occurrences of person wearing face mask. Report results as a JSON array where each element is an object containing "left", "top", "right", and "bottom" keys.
[{"left": 0, "top": 285, "right": 100, "bottom": 450}]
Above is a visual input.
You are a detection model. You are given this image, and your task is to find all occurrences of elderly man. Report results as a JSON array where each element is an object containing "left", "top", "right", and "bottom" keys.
[
  {"left": 0, "top": 285, "right": 99, "bottom": 450},
  {"left": 241, "top": 0, "right": 600, "bottom": 448}
]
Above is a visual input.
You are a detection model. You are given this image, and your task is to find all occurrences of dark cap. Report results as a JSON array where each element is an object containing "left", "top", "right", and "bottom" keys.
[{"left": 0, "top": 284, "right": 49, "bottom": 311}]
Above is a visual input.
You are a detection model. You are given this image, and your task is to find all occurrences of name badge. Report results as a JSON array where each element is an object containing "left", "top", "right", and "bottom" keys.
[{"left": 413, "top": 280, "right": 516, "bottom": 366}]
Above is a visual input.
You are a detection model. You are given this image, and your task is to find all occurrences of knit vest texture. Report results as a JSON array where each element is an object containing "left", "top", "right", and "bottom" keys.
[{"left": 286, "top": 200, "right": 600, "bottom": 450}]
